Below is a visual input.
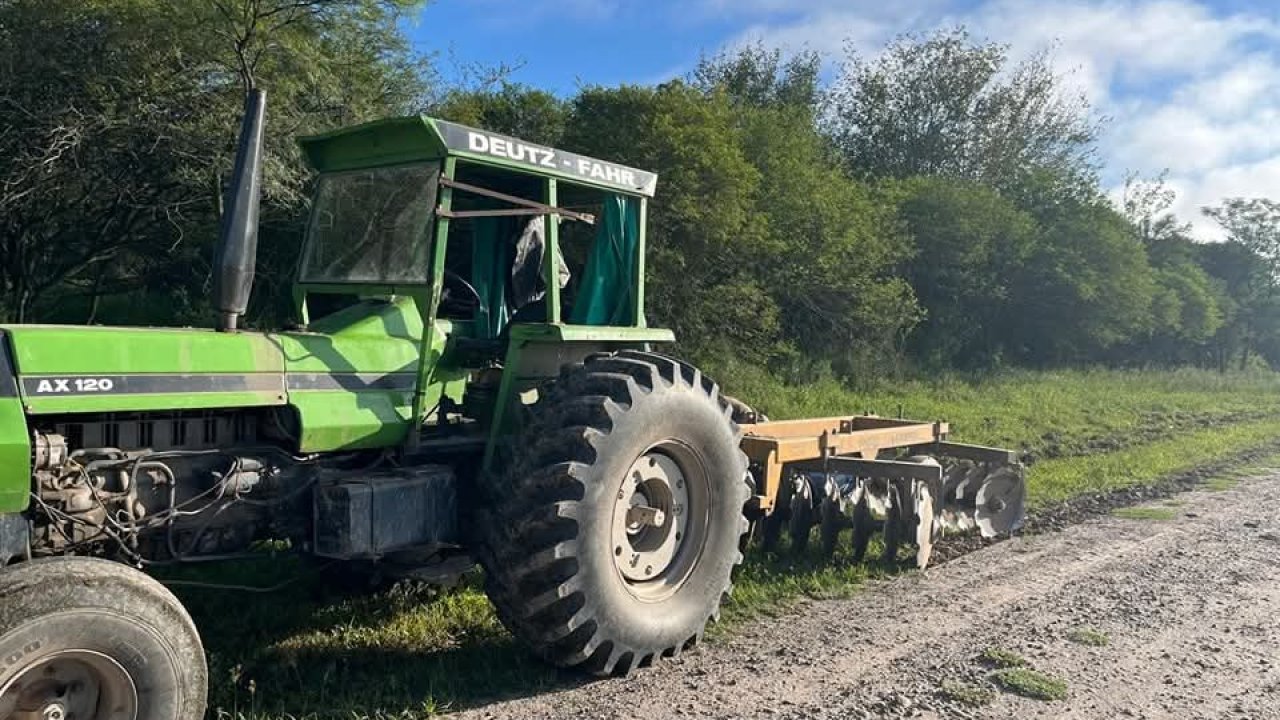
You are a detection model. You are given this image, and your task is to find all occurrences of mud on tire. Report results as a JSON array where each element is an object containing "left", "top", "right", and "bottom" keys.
[{"left": 478, "top": 351, "right": 751, "bottom": 676}]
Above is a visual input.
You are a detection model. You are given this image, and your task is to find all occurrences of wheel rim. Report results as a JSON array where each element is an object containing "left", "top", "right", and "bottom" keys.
[
  {"left": 0, "top": 649, "right": 138, "bottom": 720},
  {"left": 611, "top": 441, "right": 710, "bottom": 601}
]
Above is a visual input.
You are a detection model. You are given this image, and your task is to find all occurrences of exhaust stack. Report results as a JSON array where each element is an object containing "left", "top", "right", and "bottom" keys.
[{"left": 214, "top": 89, "right": 266, "bottom": 332}]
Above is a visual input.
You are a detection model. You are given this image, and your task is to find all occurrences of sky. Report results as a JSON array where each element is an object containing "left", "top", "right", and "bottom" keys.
[{"left": 407, "top": 0, "right": 1280, "bottom": 239}]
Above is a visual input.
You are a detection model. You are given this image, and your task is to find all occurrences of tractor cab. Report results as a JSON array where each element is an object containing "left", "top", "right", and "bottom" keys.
[{"left": 293, "top": 118, "right": 673, "bottom": 460}]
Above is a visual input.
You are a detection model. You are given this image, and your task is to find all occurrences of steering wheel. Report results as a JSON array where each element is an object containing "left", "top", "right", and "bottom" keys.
[{"left": 441, "top": 269, "right": 482, "bottom": 315}]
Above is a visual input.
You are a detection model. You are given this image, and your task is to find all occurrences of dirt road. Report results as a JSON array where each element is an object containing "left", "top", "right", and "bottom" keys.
[{"left": 459, "top": 467, "right": 1280, "bottom": 720}]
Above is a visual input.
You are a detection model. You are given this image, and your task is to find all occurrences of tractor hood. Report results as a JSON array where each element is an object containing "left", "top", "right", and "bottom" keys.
[
  {"left": 0, "top": 297, "right": 443, "bottom": 454},
  {"left": 1, "top": 324, "right": 287, "bottom": 415}
]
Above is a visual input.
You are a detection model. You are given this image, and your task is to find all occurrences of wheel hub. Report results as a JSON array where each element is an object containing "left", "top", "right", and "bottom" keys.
[
  {"left": 609, "top": 448, "right": 701, "bottom": 594},
  {"left": 0, "top": 650, "right": 138, "bottom": 720}
]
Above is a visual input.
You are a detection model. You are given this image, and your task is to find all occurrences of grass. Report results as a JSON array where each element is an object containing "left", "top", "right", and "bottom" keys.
[
  {"left": 187, "top": 367, "right": 1280, "bottom": 719},
  {"left": 991, "top": 667, "right": 1069, "bottom": 701},
  {"left": 1202, "top": 451, "right": 1280, "bottom": 492},
  {"left": 1112, "top": 506, "right": 1179, "bottom": 521},
  {"left": 1065, "top": 627, "right": 1110, "bottom": 647},
  {"left": 939, "top": 679, "right": 997, "bottom": 707},
  {"left": 1205, "top": 476, "right": 1242, "bottom": 492},
  {"left": 979, "top": 647, "right": 1027, "bottom": 668},
  {"left": 709, "top": 363, "right": 1280, "bottom": 462},
  {"left": 1024, "top": 417, "right": 1280, "bottom": 506}
]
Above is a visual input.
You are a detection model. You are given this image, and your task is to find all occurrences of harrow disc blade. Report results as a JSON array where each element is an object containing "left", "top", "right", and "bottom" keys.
[
  {"left": 819, "top": 478, "right": 844, "bottom": 558},
  {"left": 949, "top": 461, "right": 988, "bottom": 504},
  {"left": 881, "top": 479, "right": 906, "bottom": 563},
  {"left": 850, "top": 489, "right": 874, "bottom": 562},
  {"left": 914, "top": 481, "right": 936, "bottom": 569},
  {"left": 787, "top": 474, "right": 816, "bottom": 552},
  {"left": 974, "top": 465, "right": 1026, "bottom": 537}
]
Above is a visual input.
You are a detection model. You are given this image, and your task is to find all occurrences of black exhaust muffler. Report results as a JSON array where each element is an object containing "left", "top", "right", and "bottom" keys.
[{"left": 213, "top": 89, "right": 266, "bottom": 332}]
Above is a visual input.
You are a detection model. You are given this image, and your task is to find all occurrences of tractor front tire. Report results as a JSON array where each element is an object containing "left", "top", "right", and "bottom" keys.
[
  {"left": 479, "top": 351, "right": 750, "bottom": 675},
  {"left": 0, "top": 556, "right": 207, "bottom": 719}
]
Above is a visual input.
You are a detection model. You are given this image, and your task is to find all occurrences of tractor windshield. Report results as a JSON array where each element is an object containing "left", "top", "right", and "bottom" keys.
[{"left": 299, "top": 162, "right": 440, "bottom": 285}]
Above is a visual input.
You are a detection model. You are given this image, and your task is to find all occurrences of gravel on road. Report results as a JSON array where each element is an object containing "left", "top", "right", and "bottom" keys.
[{"left": 458, "top": 465, "right": 1280, "bottom": 720}]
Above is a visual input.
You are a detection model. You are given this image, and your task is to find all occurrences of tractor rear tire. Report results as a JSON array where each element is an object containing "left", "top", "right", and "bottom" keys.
[
  {"left": 478, "top": 351, "right": 750, "bottom": 676},
  {"left": 0, "top": 556, "right": 207, "bottom": 719}
]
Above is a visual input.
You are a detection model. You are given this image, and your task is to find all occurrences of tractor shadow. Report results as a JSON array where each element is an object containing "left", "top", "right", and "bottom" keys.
[
  {"left": 170, "top": 537, "right": 915, "bottom": 719},
  {"left": 165, "top": 558, "right": 592, "bottom": 718}
]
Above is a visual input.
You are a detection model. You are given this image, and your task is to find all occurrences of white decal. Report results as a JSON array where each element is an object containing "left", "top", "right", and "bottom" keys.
[
  {"left": 533, "top": 148, "right": 557, "bottom": 168},
  {"left": 469, "top": 131, "right": 562, "bottom": 170},
  {"left": 33, "top": 377, "right": 113, "bottom": 393}
]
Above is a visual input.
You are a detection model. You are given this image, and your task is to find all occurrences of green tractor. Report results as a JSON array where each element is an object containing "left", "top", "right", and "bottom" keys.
[
  {"left": 0, "top": 91, "right": 753, "bottom": 718},
  {"left": 0, "top": 92, "right": 1027, "bottom": 719}
]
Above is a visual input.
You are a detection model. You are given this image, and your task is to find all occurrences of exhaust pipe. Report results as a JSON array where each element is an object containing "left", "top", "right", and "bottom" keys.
[{"left": 213, "top": 89, "right": 266, "bottom": 332}]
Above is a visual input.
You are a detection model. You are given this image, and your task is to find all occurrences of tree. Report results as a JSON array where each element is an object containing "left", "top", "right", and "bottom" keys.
[
  {"left": 827, "top": 28, "right": 1102, "bottom": 202},
  {"left": 563, "top": 82, "right": 777, "bottom": 361},
  {"left": 1111, "top": 175, "right": 1221, "bottom": 366},
  {"left": 1197, "top": 242, "right": 1265, "bottom": 371},
  {"left": 1006, "top": 202, "right": 1154, "bottom": 364},
  {"left": 433, "top": 83, "right": 568, "bottom": 146},
  {"left": 692, "top": 43, "right": 822, "bottom": 112},
  {"left": 1121, "top": 172, "right": 1192, "bottom": 247},
  {"left": 1202, "top": 198, "right": 1280, "bottom": 368},
  {"left": 892, "top": 177, "right": 1037, "bottom": 369},
  {"left": 695, "top": 46, "right": 917, "bottom": 378},
  {"left": 0, "top": 0, "right": 431, "bottom": 325}
]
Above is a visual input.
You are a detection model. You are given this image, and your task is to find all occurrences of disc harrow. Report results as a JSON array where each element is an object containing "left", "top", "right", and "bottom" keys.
[{"left": 742, "top": 416, "right": 1025, "bottom": 568}]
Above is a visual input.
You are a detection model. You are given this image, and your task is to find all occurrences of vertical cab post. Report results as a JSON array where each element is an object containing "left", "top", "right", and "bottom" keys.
[
  {"left": 409, "top": 156, "right": 457, "bottom": 435},
  {"left": 634, "top": 197, "right": 647, "bottom": 327},
  {"left": 543, "top": 177, "right": 561, "bottom": 324}
]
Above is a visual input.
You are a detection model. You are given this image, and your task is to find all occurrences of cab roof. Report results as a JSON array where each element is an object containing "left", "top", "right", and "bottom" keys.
[{"left": 297, "top": 116, "right": 658, "bottom": 197}]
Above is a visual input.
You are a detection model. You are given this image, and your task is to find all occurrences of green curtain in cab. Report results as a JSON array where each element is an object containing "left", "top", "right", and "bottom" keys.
[
  {"left": 471, "top": 217, "right": 510, "bottom": 339},
  {"left": 571, "top": 194, "right": 638, "bottom": 326}
]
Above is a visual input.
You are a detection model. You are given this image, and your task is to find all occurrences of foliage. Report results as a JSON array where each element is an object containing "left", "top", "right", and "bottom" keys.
[
  {"left": 434, "top": 82, "right": 567, "bottom": 145},
  {"left": 1010, "top": 201, "right": 1154, "bottom": 364},
  {"left": 827, "top": 28, "right": 1101, "bottom": 201},
  {"left": 0, "top": 0, "right": 431, "bottom": 324},
  {"left": 2, "top": 12, "right": 1279, "bottom": 373},
  {"left": 891, "top": 177, "right": 1036, "bottom": 368},
  {"left": 1202, "top": 198, "right": 1280, "bottom": 369}
]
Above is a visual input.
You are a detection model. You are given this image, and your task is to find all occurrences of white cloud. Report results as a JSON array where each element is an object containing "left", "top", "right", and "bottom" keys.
[
  {"left": 727, "top": 11, "right": 892, "bottom": 57},
  {"left": 702, "top": 0, "right": 1280, "bottom": 241}
]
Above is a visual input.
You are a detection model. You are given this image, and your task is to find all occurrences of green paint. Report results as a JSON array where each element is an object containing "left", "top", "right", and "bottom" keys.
[
  {"left": 543, "top": 177, "right": 561, "bottom": 324},
  {"left": 508, "top": 323, "right": 674, "bottom": 344},
  {"left": 3, "top": 325, "right": 285, "bottom": 375},
  {"left": 0, "top": 113, "right": 671, "bottom": 508},
  {"left": 5, "top": 325, "right": 286, "bottom": 415},
  {"left": 635, "top": 197, "right": 648, "bottom": 326},
  {"left": 278, "top": 298, "right": 422, "bottom": 373},
  {"left": 27, "top": 392, "right": 284, "bottom": 416},
  {"left": 0, "top": 396, "right": 30, "bottom": 511},
  {"left": 298, "top": 117, "right": 447, "bottom": 173},
  {"left": 277, "top": 297, "right": 423, "bottom": 452},
  {"left": 410, "top": 156, "right": 457, "bottom": 433}
]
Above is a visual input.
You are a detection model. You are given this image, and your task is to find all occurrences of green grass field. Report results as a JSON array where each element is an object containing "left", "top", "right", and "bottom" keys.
[{"left": 193, "top": 367, "right": 1280, "bottom": 719}]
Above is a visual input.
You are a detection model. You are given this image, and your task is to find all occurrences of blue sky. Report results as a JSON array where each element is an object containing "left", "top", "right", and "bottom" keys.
[{"left": 407, "top": 1, "right": 1280, "bottom": 238}]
